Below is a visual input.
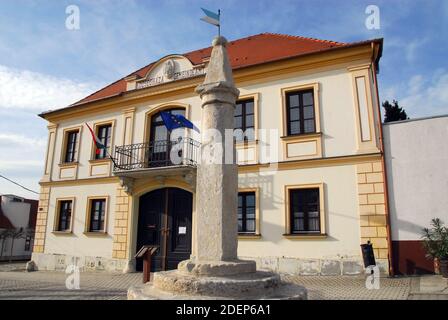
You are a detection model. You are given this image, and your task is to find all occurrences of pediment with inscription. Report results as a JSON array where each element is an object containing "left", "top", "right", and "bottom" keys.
[{"left": 136, "top": 55, "right": 206, "bottom": 89}]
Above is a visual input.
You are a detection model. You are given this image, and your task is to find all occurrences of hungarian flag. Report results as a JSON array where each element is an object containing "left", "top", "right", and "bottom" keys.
[{"left": 86, "top": 123, "right": 106, "bottom": 155}]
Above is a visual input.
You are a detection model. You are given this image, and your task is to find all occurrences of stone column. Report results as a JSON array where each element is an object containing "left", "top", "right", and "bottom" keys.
[
  {"left": 127, "top": 35, "right": 307, "bottom": 300},
  {"left": 195, "top": 36, "right": 239, "bottom": 261},
  {"left": 178, "top": 36, "right": 255, "bottom": 276}
]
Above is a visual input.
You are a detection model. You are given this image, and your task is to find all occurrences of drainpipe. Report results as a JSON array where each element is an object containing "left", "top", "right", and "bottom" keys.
[{"left": 371, "top": 42, "right": 395, "bottom": 276}]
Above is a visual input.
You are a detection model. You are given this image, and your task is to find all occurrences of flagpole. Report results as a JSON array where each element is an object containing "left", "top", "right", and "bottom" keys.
[
  {"left": 106, "top": 148, "right": 119, "bottom": 169},
  {"left": 218, "top": 9, "right": 221, "bottom": 37}
]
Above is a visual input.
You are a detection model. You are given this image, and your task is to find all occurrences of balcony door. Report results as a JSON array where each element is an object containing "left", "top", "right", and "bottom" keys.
[
  {"left": 136, "top": 188, "right": 193, "bottom": 272},
  {"left": 149, "top": 108, "right": 185, "bottom": 167}
]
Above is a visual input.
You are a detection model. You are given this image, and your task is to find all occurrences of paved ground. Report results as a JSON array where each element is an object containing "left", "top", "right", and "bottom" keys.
[
  {"left": 1, "top": 262, "right": 447, "bottom": 300},
  {"left": 0, "top": 270, "right": 142, "bottom": 300},
  {"left": 407, "top": 275, "right": 448, "bottom": 300},
  {"left": 284, "top": 274, "right": 411, "bottom": 300}
]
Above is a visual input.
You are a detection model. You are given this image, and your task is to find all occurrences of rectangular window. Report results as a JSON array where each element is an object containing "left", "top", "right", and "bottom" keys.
[
  {"left": 234, "top": 99, "right": 255, "bottom": 142},
  {"left": 64, "top": 130, "right": 79, "bottom": 163},
  {"left": 57, "top": 200, "right": 72, "bottom": 231},
  {"left": 289, "top": 188, "right": 320, "bottom": 234},
  {"left": 95, "top": 124, "right": 112, "bottom": 159},
  {"left": 24, "top": 236, "right": 32, "bottom": 251},
  {"left": 286, "top": 90, "right": 315, "bottom": 136},
  {"left": 238, "top": 192, "right": 256, "bottom": 234},
  {"left": 88, "top": 199, "right": 106, "bottom": 232}
]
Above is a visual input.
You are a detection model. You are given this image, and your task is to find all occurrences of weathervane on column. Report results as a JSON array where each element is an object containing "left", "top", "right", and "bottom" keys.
[{"left": 200, "top": 7, "right": 221, "bottom": 36}]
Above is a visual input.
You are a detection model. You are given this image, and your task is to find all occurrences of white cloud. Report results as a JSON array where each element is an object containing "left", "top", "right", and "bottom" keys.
[
  {"left": 0, "top": 133, "right": 45, "bottom": 198},
  {"left": 0, "top": 160, "right": 43, "bottom": 169},
  {"left": 0, "top": 65, "right": 97, "bottom": 198},
  {"left": 384, "top": 36, "right": 429, "bottom": 64},
  {"left": 399, "top": 69, "right": 448, "bottom": 117},
  {"left": 0, "top": 133, "right": 46, "bottom": 148},
  {"left": 0, "top": 65, "right": 101, "bottom": 111},
  {"left": 404, "top": 38, "right": 429, "bottom": 63}
]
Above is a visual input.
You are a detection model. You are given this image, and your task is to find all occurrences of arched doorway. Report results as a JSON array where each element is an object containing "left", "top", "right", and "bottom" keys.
[{"left": 136, "top": 187, "right": 193, "bottom": 271}]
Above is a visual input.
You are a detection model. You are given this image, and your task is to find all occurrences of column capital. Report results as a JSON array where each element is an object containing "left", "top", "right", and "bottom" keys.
[{"left": 195, "top": 35, "right": 239, "bottom": 107}]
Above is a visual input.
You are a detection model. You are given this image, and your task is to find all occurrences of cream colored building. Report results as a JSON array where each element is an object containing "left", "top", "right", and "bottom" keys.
[{"left": 32, "top": 33, "right": 391, "bottom": 275}]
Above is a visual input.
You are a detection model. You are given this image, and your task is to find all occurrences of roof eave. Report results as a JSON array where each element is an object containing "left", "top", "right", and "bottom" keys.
[{"left": 39, "top": 38, "right": 383, "bottom": 120}]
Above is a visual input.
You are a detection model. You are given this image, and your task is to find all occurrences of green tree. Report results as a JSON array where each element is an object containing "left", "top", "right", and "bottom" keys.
[
  {"left": 382, "top": 100, "right": 409, "bottom": 123},
  {"left": 422, "top": 218, "right": 448, "bottom": 260}
]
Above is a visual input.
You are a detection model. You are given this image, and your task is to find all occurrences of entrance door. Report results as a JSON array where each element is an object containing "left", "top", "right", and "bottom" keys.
[{"left": 136, "top": 188, "right": 193, "bottom": 271}]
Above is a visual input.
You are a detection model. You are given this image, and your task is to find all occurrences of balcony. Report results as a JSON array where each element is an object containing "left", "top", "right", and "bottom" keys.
[{"left": 112, "top": 138, "right": 200, "bottom": 180}]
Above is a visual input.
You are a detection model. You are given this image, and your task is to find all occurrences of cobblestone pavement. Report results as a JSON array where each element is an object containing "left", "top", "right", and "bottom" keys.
[
  {"left": 0, "top": 261, "right": 27, "bottom": 272},
  {"left": 283, "top": 274, "right": 411, "bottom": 300},
  {"left": 0, "top": 270, "right": 142, "bottom": 300},
  {"left": 407, "top": 276, "right": 448, "bottom": 300},
  {"left": 0, "top": 263, "right": 447, "bottom": 300}
]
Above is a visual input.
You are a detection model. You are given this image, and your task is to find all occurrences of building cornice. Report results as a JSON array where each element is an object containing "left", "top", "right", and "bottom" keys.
[{"left": 38, "top": 152, "right": 382, "bottom": 187}]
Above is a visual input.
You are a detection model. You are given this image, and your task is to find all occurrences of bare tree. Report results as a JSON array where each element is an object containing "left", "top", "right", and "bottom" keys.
[
  {"left": 0, "top": 229, "right": 13, "bottom": 259},
  {"left": 8, "top": 227, "right": 24, "bottom": 261}
]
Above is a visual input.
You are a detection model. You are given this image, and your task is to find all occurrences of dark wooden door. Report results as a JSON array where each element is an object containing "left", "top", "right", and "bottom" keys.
[
  {"left": 166, "top": 188, "right": 193, "bottom": 270},
  {"left": 136, "top": 189, "right": 165, "bottom": 271},
  {"left": 136, "top": 188, "right": 192, "bottom": 272}
]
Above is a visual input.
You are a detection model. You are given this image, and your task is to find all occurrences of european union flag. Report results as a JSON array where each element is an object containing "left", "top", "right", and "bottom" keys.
[{"left": 160, "top": 111, "right": 200, "bottom": 133}]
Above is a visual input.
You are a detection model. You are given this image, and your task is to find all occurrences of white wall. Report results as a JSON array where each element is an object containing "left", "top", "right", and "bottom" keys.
[
  {"left": 49, "top": 61, "right": 376, "bottom": 183},
  {"left": 45, "top": 164, "right": 362, "bottom": 261},
  {"left": 384, "top": 116, "right": 448, "bottom": 241},
  {"left": 242, "top": 67, "right": 360, "bottom": 159},
  {"left": 45, "top": 183, "right": 117, "bottom": 258},
  {"left": 238, "top": 164, "right": 361, "bottom": 259},
  {"left": 41, "top": 59, "right": 379, "bottom": 263}
]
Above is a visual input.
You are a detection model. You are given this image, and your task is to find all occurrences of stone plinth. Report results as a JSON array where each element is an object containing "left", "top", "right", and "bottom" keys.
[{"left": 128, "top": 270, "right": 307, "bottom": 300}]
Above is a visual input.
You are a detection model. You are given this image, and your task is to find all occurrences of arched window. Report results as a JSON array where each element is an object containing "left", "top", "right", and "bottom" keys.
[
  {"left": 149, "top": 108, "right": 185, "bottom": 143},
  {"left": 149, "top": 108, "right": 185, "bottom": 167}
]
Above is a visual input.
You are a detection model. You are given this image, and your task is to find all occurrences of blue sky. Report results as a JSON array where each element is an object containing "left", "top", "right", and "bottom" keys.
[{"left": 0, "top": 0, "right": 447, "bottom": 199}]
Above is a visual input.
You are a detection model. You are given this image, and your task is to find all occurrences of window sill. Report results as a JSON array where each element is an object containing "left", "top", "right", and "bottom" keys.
[
  {"left": 52, "top": 231, "right": 74, "bottom": 235},
  {"left": 283, "top": 233, "right": 327, "bottom": 240},
  {"left": 238, "top": 233, "right": 262, "bottom": 240},
  {"left": 280, "top": 132, "right": 322, "bottom": 140},
  {"left": 59, "top": 162, "right": 79, "bottom": 167},
  {"left": 83, "top": 231, "right": 108, "bottom": 237},
  {"left": 89, "top": 158, "right": 111, "bottom": 164},
  {"left": 235, "top": 139, "right": 258, "bottom": 147}
]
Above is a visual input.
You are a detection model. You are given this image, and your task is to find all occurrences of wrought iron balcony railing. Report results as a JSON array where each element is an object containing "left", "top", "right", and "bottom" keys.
[{"left": 112, "top": 138, "right": 200, "bottom": 172}]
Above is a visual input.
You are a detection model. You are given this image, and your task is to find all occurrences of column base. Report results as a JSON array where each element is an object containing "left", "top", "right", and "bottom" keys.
[
  {"left": 128, "top": 269, "right": 307, "bottom": 300},
  {"left": 178, "top": 259, "right": 256, "bottom": 276}
]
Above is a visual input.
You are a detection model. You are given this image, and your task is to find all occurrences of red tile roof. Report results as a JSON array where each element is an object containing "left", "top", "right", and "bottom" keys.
[{"left": 41, "top": 33, "right": 382, "bottom": 115}]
